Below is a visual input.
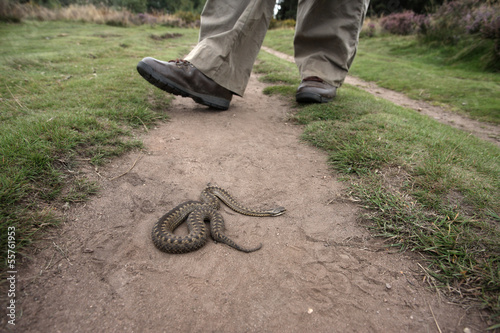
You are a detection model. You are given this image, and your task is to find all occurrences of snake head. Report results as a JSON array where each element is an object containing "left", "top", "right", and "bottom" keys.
[{"left": 271, "top": 207, "right": 286, "bottom": 216}]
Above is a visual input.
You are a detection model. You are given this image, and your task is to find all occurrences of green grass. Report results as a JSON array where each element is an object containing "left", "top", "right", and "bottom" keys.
[
  {"left": 0, "top": 20, "right": 199, "bottom": 266},
  {"left": 263, "top": 30, "right": 500, "bottom": 124},
  {"left": 255, "top": 50, "right": 500, "bottom": 320},
  {"left": 1, "top": 20, "right": 499, "bottom": 324}
]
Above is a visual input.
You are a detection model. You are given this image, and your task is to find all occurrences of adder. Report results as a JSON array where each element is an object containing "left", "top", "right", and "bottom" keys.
[{"left": 152, "top": 184, "right": 285, "bottom": 254}]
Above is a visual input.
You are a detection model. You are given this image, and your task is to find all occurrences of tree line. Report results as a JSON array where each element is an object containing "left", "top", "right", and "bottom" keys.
[
  {"left": 18, "top": 0, "right": 451, "bottom": 15},
  {"left": 275, "top": 0, "right": 447, "bottom": 20}
]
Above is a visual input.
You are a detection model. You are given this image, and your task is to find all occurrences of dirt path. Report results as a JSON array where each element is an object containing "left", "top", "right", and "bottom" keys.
[
  {"left": 10, "top": 72, "right": 494, "bottom": 332},
  {"left": 262, "top": 46, "right": 500, "bottom": 147}
]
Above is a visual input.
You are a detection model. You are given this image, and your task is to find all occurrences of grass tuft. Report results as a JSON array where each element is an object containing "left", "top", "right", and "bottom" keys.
[{"left": 0, "top": 20, "right": 200, "bottom": 277}]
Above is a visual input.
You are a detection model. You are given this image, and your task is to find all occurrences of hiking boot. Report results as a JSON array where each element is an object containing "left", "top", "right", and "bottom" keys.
[
  {"left": 137, "top": 57, "right": 233, "bottom": 110},
  {"left": 296, "top": 76, "right": 336, "bottom": 103}
]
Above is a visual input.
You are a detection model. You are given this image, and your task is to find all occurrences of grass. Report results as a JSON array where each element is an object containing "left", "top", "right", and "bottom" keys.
[
  {"left": 1, "top": 18, "right": 499, "bottom": 324},
  {"left": 263, "top": 29, "right": 500, "bottom": 124},
  {"left": 0, "top": 20, "right": 200, "bottom": 268},
  {"left": 255, "top": 50, "right": 500, "bottom": 321}
]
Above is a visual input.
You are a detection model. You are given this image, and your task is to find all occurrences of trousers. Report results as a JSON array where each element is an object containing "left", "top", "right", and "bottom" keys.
[{"left": 185, "top": 0, "right": 370, "bottom": 96}]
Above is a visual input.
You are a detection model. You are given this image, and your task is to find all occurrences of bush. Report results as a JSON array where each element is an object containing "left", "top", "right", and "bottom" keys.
[
  {"left": 421, "top": 0, "right": 499, "bottom": 44},
  {"left": 174, "top": 10, "right": 199, "bottom": 25},
  {"left": 380, "top": 10, "right": 428, "bottom": 35},
  {"left": 419, "top": 0, "right": 500, "bottom": 71},
  {"left": 0, "top": 0, "right": 23, "bottom": 22},
  {"left": 137, "top": 12, "right": 157, "bottom": 25},
  {"left": 360, "top": 22, "right": 377, "bottom": 38},
  {"left": 376, "top": 1, "right": 499, "bottom": 72},
  {"left": 268, "top": 18, "right": 296, "bottom": 29}
]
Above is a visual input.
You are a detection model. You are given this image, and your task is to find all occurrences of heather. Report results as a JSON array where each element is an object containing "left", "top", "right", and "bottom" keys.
[
  {"left": 379, "top": 0, "right": 500, "bottom": 71},
  {"left": 380, "top": 10, "right": 428, "bottom": 35}
]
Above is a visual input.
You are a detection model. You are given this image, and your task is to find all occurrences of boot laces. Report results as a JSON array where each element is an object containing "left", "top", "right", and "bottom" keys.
[{"left": 169, "top": 59, "right": 193, "bottom": 67}]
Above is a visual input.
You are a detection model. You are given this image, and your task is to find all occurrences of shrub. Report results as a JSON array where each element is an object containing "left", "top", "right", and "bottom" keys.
[
  {"left": 422, "top": 0, "right": 473, "bottom": 44},
  {"left": 0, "top": 0, "right": 22, "bottom": 22},
  {"left": 360, "top": 20, "right": 378, "bottom": 38},
  {"left": 421, "top": 0, "right": 499, "bottom": 43},
  {"left": 419, "top": 0, "right": 500, "bottom": 71},
  {"left": 174, "top": 10, "right": 199, "bottom": 25},
  {"left": 380, "top": 10, "right": 428, "bottom": 35},
  {"left": 268, "top": 18, "right": 296, "bottom": 30},
  {"left": 137, "top": 12, "right": 157, "bottom": 26}
]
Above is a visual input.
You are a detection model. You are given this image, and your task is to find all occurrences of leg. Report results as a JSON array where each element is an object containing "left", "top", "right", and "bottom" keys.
[
  {"left": 137, "top": 0, "right": 274, "bottom": 110},
  {"left": 294, "top": 0, "right": 370, "bottom": 102},
  {"left": 186, "top": 0, "right": 276, "bottom": 96}
]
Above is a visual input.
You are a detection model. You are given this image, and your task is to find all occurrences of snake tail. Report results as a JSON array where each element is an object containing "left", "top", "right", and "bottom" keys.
[
  {"left": 211, "top": 231, "right": 263, "bottom": 253},
  {"left": 209, "top": 212, "right": 262, "bottom": 253}
]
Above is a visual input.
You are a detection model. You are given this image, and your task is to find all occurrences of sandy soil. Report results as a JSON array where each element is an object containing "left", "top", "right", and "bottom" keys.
[{"left": 6, "top": 64, "right": 498, "bottom": 332}]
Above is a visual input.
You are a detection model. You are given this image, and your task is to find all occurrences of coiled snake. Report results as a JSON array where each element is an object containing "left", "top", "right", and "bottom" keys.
[{"left": 152, "top": 184, "right": 286, "bottom": 254}]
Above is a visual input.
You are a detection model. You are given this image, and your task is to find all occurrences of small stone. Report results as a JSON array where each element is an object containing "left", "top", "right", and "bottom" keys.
[
  {"left": 307, "top": 308, "right": 313, "bottom": 314},
  {"left": 386, "top": 283, "right": 392, "bottom": 289},
  {"left": 463, "top": 328, "right": 472, "bottom": 333}
]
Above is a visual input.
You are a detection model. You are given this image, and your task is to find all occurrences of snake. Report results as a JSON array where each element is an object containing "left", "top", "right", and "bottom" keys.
[{"left": 152, "top": 184, "right": 286, "bottom": 254}]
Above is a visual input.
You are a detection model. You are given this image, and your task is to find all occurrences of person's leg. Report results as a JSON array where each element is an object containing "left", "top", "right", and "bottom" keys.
[
  {"left": 137, "top": 0, "right": 275, "bottom": 110},
  {"left": 137, "top": 58, "right": 235, "bottom": 110},
  {"left": 294, "top": 0, "right": 370, "bottom": 103},
  {"left": 185, "top": 0, "right": 276, "bottom": 96}
]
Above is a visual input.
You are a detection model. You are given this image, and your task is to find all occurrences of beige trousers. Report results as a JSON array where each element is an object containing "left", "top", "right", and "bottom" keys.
[{"left": 185, "top": 0, "right": 370, "bottom": 96}]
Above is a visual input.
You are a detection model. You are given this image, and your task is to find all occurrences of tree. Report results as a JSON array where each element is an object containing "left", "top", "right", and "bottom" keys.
[
  {"left": 369, "top": 0, "right": 445, "bottom": 15},
  {"left": 275, "top": 0, "right": 446, "bottom": 20},
  {"left": 275, "top": 0, "right": 297, "bottom": 20}
]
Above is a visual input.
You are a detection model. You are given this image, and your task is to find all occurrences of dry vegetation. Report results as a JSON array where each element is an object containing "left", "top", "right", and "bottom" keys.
[{"left": 0, "top": 2, "right": 198, "bottom": 27}]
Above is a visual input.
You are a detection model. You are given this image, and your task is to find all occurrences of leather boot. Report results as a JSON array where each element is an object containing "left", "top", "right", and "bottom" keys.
[
  {"left": 296, "top": 76, "right": 336, "bottom": 103},
  {"left": 137, "top": 57, "right": 233, "bottom": 110}
]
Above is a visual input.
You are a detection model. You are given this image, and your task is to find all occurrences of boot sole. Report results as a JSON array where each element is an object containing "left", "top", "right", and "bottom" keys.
[
  {"left": 137, "top": 61, "right": 230, "bottom": 110},
  {"left": 296, "top": 92, "right": 333, "bottom": 104}
]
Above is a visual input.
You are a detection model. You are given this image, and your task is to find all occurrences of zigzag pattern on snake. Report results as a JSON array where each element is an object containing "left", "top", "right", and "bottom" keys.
[{"left": 152, "top": 184, "right": 286, "bottom": 254}]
